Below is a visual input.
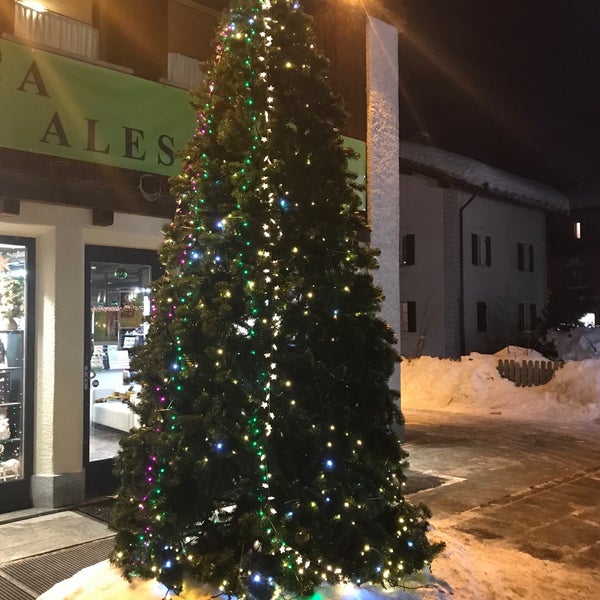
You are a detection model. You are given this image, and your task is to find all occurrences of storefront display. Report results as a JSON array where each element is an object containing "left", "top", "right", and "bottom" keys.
[
  {"left": 88, "top": 259, "right": 152, "bottom": 462},
  {"left": 0, "top": 243, "right": 27, "bottom": 485}
]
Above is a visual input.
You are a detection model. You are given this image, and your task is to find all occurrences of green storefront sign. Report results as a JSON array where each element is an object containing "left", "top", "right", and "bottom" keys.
[
  {"left": 0, "top": 38, "right": 365, "bottom": 205},
  {"left": 0, "top": 38, "right": 193, "bottom": 175}
]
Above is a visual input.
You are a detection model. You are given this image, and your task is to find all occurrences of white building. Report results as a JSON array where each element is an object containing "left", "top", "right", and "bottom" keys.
[{"left": 398, "top": 141, "right": 569, "bottom": 358}]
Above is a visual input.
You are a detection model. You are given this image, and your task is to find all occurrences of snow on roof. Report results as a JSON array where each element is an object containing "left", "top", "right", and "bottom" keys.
[{"left": 399, "top": 140, "right": 570, "bottom": 214}]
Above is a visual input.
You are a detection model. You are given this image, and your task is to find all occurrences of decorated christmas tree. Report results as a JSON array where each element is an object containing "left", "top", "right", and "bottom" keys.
[{"left": 111, "top": 0, "right": 443, "bottom": 597}]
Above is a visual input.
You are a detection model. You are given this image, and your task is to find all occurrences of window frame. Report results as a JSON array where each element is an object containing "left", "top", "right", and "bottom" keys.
[
  {"left": 518, "top": 302, "right": 537, "bottom": 332},
  {"left": 517, "top": 242, "right": 534, "bottom": 272},
  {"left": 471, "top": 233, "right": 492, "bottom": 267}
]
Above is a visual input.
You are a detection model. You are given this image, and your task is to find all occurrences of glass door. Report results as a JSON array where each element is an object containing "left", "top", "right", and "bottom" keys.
[
  {"left": 0, "top": 237, "right": 34, "bottom": 513},
  {"left": 84, "top": 246, "right": 160, "bottom": 497}
]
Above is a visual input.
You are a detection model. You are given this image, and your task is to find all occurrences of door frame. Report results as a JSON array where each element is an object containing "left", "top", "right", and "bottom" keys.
[{"left": 83, "top": 244, "right": 161, "bottom": 498}]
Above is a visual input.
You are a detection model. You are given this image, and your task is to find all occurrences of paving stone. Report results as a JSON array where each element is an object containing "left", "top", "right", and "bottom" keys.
[
  {"left": 567, "top": 542, "right": 600, "bottom": 572},
  {"left": 539, "top": 486, "right": 600, "bottom": 510},
  {"left": 517, "top": 541, "right": 564, "bottom": 563},
  {"left": 578, "top": 504, "right": 600, "bottom": 523},
  {"left": 523, "top": 516, "right": 600, "bottom": 550},
  {"left": 455, "top": 515, "right": 527, "bottom": 540},
  {"left": 568, "top": 475, "right": 600, "bottom": 492},
  {"left": 479, "top": 498, "right": 563, "bottom": 528}
]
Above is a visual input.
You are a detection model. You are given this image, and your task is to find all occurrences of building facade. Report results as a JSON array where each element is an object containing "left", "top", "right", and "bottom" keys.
[
  {"left": 0, "top": 0, "right": 401, "bottom": 512},
  {"left": 398, "top": 141, "right": 569, "bottom": 358},
  {"left": 547, "top": 195, "right": 600, "bottom": 327}
]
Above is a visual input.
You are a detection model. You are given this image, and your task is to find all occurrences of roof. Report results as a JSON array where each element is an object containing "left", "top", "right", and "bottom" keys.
[{"left": 399, "top": 140, "right": 570, "bottom": 214}]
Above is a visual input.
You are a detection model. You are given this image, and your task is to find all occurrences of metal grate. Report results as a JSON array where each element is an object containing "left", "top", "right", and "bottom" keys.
[
  {"left": 1, "top": 536, "right": 114, "bottom": 596},
  {"left": 0, "top": 574, "right": 34, "bottom": 600}
]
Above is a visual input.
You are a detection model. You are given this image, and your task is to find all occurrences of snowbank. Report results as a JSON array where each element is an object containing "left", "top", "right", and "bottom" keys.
[
  {"left": 548, "top": 327, "right": 600, "bottom": 361},
  {"left": 401, "top": 346, "right": 600, "bottom": 423}
]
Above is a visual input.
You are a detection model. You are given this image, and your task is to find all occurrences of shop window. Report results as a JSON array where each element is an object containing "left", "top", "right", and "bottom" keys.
[
  {"left": 401, "top": 301, "right": 416, "bottom": 333},
  {"left": 517, "top": 242, "right": 534, "bottom": 272},
  {"left": 401, "top": 233, "right": 415, "bottom": 266},
  {"left": 471, "top": 233, "right": 492, "bottom": 267},
  {"left": 0, "top": 241, "right": 29, "bottom": 485}
]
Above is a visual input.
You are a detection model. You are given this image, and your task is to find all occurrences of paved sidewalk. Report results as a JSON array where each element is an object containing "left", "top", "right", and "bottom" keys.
[{"left": 403, "top": 409, "right": 600, "bottom": 574}]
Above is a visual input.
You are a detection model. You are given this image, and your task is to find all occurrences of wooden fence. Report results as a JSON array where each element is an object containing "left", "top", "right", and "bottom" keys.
[{"left": 497, "top": 359, "right": 564, "bottom": 387}]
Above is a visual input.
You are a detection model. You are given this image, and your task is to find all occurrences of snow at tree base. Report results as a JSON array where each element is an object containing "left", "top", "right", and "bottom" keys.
[{"left": 96, "top": 0, "right": 442, "bottom": 598}]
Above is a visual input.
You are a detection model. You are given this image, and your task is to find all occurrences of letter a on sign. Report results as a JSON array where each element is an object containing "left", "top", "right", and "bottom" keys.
[
  {"left": 17, "top": 60, "right": 50, "bottom": 96},
  {"left": 41, "top": 111, "right": 71, "bottom": 147}
]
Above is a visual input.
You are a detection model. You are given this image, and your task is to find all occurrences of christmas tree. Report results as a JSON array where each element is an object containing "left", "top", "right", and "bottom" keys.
[{"left": 111, "top": 0, "right": 443, "bottom": 597}]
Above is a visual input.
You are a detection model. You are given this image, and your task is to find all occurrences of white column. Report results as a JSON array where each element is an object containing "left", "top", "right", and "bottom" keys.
[
  {"left": 33, "top": 213, "right": 87, "bottom": 506},
  {"left": 366, "top": 17, "right": 401, "bottom": 396}
]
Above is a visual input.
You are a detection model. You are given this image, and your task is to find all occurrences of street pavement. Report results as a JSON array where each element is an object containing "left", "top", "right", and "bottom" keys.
[{"left": 403, "top": 408, "right": 600, "bottom": 574}]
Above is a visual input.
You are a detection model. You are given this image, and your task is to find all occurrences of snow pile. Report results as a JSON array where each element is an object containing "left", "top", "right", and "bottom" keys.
[
  {"left": 401, "top": 346, "right": 600, "bottom": 423},
  {"left": 37, "top": 560, "right": 449, "bottom": 600},
  {"left": 547, "top": 327, "right": 600, "bottom": 361},
  {"left": 38, "top": 526, "right": 600, "bottom": 600}
]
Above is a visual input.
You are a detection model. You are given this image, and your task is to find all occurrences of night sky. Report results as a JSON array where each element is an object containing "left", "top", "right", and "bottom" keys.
[{"left": 396, "top": 0, "right": 600, "bottom": 197}]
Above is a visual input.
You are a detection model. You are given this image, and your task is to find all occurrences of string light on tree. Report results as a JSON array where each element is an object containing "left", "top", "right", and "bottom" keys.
[{"left": 110, "top": 0, "right": 442, "bottom": 598}]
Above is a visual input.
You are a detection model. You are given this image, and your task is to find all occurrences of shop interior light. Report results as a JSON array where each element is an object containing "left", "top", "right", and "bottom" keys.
[{"left": 18, "top": 1, "right": 47, "bottom": 12}]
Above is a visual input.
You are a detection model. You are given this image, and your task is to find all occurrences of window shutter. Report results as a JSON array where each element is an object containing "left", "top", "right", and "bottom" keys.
[
  {"left": 518, "top": 303, "right": 525, "bottom": 331},
  {"left": 471, "top": 233, "right": 479, "bottom": 265},
  {"left": 484, "top": 236, "right": 492, "bottom": 266},
  {"left": 528, "top": 244, "right": 534, "bottom": 272},
  {"left": 402, "top": 234, "right": 415, "bottom": 265},
  {"left": 408, "top": 301, "right": 417, "bottom": 333},
  {"left": 530, "top": 303, "right": 537, "bottom": 328},
  {"left": 476, "top": 302, "right": 487, "bottom": 333},
  {"left": 517, "top": 242, "right": 524, "bottom": 271}
]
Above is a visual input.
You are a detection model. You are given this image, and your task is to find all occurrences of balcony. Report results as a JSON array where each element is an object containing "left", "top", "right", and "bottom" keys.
[
  {"left": 165, "top": 52, "right": 206, "bottom": 91},
  {"left": 14, "top": 1, "right": 99, "bottom": 60}
]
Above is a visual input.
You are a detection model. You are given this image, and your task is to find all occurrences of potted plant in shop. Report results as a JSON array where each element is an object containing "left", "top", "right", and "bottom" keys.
[{"left": 0, "top": 271, "right": 24, "bottom": 331}]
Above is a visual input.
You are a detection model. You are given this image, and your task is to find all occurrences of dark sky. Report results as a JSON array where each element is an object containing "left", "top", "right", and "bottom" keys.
[{"left": 396, "top": 0, "right": 600, "bottom": 196}]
